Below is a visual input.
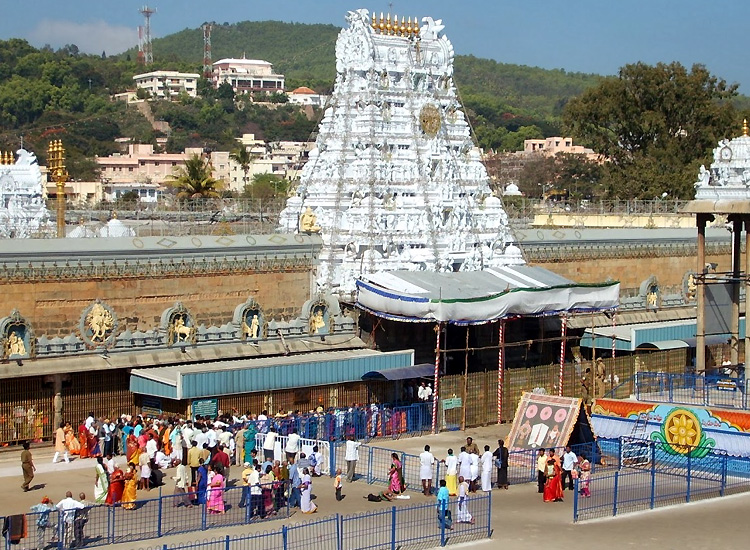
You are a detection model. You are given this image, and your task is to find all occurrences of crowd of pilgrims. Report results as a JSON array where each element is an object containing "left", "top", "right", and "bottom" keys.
[{"left": 51, "top": 408, "right": 341, "bottom": 514}]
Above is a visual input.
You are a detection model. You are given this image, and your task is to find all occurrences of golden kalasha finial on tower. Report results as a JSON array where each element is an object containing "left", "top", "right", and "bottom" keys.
[
  {"left": 393, "top": 14, "right": 398, "bottom": 35},
  {"left": 413, "top": 16, "right": 419, "bottom": 36},
  {"left": 400, "top": 16, "right": 406, "bottom": 36},
  {"left": 406, "top": 17, "right": 412, "bottom": 35},
  {"left": 386, "top": 13, "right": 392, "bottom": 34},
  {"left": 379, "top": 12, "right": 385, "bottom": 33},
  {"left": 372, "top": 11, "right": 377, "bottom": 31},
  {"left": 743, "top": 119, "right": 748, "bottom": 137}
]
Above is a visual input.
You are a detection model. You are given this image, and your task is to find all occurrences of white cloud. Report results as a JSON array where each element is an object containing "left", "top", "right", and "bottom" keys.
[{"left": 28, "top": 19, "right": 137, "bottom": 56}]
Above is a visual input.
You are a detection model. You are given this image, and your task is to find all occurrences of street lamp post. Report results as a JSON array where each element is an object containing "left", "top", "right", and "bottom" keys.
[{"left": 48, "top": 140, "right": 68, "bottom": 238}]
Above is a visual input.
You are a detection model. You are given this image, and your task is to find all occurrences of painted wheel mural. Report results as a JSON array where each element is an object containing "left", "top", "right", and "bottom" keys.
[{"left": 650, "top": 408, "right": 716, "bottom": 458}]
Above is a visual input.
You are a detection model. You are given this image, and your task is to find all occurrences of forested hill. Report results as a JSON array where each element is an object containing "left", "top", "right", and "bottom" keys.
[{"left": 133, "top": 20, "right": 603, "bottom": 149}]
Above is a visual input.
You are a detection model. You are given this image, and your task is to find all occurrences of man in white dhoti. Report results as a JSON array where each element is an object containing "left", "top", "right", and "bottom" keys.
[
  {"left": 456, "top": 476, "right": 474, "bottom": 524},
  {"left": 469, "top": 452, "right": 479, "bottom": 493},
  {"left": 419, "top": 445, "right": 435, "bottom": 496},
  {"left": 458, "top": 447, "right": 472, "bottom": 486},
  {"left": 480, "top": 445, "right": 493, "bottom": 492}
]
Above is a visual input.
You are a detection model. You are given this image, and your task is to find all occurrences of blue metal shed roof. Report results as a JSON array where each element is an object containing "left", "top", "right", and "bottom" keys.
[
  {"left": 130, "top": 348, "right": 415, "bottom": 400},
  {"left": 581, "top": 318, "right": 745, "bottom": 352}
]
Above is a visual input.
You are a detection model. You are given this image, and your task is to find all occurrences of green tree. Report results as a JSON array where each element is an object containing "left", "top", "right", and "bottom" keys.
[
  {"left": 563, "top": 62, "right": 738, "bottom": 199},
  {"left": 229, "top": 146, "right": 256, "bottom": 192},
  {"left": 242, "top": 173, "right": 286, "bottom": 200},
  {"left": 166, "top": 154, "right": 223, "bottom": 200}
]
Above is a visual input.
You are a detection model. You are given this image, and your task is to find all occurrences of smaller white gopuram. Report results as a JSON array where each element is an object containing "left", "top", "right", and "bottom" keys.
[
  {"left": 279, "top": 9, "right": 522, "bottom": 296},
  {"left": 694, "top": 120, "right": 750, "bottom": 199},
  {"left": 0, "top": 149, "right": 51, "bottom": 238}
]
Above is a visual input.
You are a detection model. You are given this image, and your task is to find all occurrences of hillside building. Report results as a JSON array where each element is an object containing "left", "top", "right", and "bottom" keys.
[
  {"left": 288, "top": 86, "right": 328, "bottom": 107},
  {"left": 523, "top": 137, "right": 599, "bottom": 160},
  {"left": 212, "top": 58, "right": 285, "bottom": 94},
  {"left": 133, "top": 71, "right": 200, "bottom": 100}
]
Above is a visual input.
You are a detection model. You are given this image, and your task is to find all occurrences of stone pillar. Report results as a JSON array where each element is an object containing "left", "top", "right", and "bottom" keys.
[
  {"left": 731, "top": 216, "right": 742, "bottom": 365},
  {"left": 696, "top": 214, "right": 711, "bottom": 373}
]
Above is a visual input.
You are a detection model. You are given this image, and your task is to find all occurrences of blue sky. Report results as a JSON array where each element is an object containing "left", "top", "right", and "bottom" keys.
[{"left": 2, "top": 0, "right": 749, "bottom": 93}]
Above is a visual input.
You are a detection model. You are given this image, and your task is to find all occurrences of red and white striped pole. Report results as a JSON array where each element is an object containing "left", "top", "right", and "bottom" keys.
[
  {"left": 558, "top": 315, "right": 567, "bottom": 396},
  {"left": 497, "top": 319, "right": 505, "bottom": 424},
  {"left": 431, "top": 323, "right": 441, "bottom": 434}
]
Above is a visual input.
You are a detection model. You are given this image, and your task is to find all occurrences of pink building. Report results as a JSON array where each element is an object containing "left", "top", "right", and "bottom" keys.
[
  {"left": 523, "top": 137, "right": 598, "bottom": 160},
  {"left": 96, "top": 144, "right": 205, "bottom": 186}
]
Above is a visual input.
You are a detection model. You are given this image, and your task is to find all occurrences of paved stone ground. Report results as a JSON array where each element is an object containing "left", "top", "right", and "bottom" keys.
[{"left": 1, "top": 425, "right": 747, "bottom": 550}]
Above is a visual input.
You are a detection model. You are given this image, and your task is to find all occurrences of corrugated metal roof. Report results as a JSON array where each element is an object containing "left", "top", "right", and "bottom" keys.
[
  {"left": 130, "top": 348, "right": 415, "bottom": 400},
  {"left": 581, "top": 318, "right": 745, "bottom": 352}
]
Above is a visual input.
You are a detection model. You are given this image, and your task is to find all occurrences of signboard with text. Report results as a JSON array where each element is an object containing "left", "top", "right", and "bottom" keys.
[{"left": 192, "top": 398, "right": 218, "bottom": 420}]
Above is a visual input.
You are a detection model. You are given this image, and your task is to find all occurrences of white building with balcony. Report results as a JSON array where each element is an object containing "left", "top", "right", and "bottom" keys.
[
  {"left": 133, "top": 71, "right": 200, "bottom": 100},
  {"left": 212, "top": 58, "right": 284, "bottom": 94}
]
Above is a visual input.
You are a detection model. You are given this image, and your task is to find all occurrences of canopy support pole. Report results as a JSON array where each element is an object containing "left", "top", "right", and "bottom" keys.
[
  {"left": 497, "top": 320, "right": 505, "bottom": 424},
  {"left": 431, "top": 322, "right": 442, "bottom": 434},
  {"left": 558, "top": 315, "right": 567, "bottom": 396},
  {"left": 461, "top": 326, "right": 469, "bottom": 431}
]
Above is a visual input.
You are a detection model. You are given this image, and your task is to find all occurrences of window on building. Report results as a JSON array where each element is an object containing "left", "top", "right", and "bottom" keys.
[
  {"left": 129, "top": 167, "right": 134, "bottom": 172},
  {"left": 140, "top": 161, "right": 145, "bottom": 166},
  {"left": 154, "top": 162, "right": 160, "bottom": 166}
]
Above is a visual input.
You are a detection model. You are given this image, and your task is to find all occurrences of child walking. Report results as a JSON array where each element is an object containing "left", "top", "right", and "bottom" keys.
[{"left": 334, "top": 468, "right": 343, "bottom": 501}]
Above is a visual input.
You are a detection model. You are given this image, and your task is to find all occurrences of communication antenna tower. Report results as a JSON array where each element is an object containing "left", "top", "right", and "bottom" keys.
[
  {"left": 137, "top": 26, "right": 144, "bottom": 65},
  {"left": 202, "top": 23, "right": 213, "bottom": 79},
  {"left": 139, "top": 5, "right": 156, "bottom": 65}
]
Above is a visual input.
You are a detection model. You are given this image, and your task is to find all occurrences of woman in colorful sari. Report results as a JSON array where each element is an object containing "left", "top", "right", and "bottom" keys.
[
  {"left": 126, "top": 434, "right": 140, "bottom": 466},
  {"left": 388, "top": 454, "right": 403, "bottom": 495},
  {"left": 261, "top": 465, "right": 277, "bottom": 517},
  {"left": 94, "top": 456, "right": 110, "bottom": 503},
  {"left": 162, "top": 424, "right": 172, "bottom": 457},
  {"left": 243, "top": 422, "right": 257, "bottom": 462},
  {"left": 87, "top": 423, "right": 101, "bottom": 458},
  {"left": 65, "top": 422, "right": 80, "bottom": 456},
  {"left": 543, "top": 458, "right": 564, "bottom": 503},
  {"left": 196, "top": 459, "right": 208, "bottom": 505},
  {"left": 122, "top": 463, "right": 138, "bottom": 510},
  {"left": 106, "top": 467, "right": 125, "bottom": 505},
  {"left": 578, "top": 453, "right": 591, "bottom": 498},
  {"left": 78, "top": 422, "right": 90, "bottom": 459},
  {"left": 207, "top": 464, "right": 225, "bottom": 514},
  {"left": 300, "top": 467, "right": 317, "bottom": 514}
]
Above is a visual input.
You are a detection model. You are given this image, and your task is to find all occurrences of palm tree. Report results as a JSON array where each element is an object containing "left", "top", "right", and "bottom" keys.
[
  {"left": 166, "top": 154, "right": 223, "bottom": 202},
  {"left": 229, "top": 146, "right": 256, "bottom": 196}
]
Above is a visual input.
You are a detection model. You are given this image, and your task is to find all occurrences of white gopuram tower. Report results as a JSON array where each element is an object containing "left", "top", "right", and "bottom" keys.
[
  {"left": 279, "top": 9, "right": 522, "bottom": 296},
  {"left": 0, "top": 149, "right": 51, "bottom": 238}
]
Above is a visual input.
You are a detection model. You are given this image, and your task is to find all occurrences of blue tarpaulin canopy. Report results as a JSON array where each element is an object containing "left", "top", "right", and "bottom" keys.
[{"left": 362, "top": 363, "right": 435, "bottom": 380}]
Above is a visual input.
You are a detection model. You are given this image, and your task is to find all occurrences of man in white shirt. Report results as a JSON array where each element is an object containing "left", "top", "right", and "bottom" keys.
[
  {"left": 423, "top": 384, "right": 433, "bottom": 401},
  {"left": 56, "top": 491, "right": 83, "bottom": 548},
  {"left": 248, "top": 465, "right": 263, "bottom": 518},
  {"left": 263, "top": 426, "right": 277, "bottom": 461},
  {"left": 419, "top": 444, "right": 435, "bottom": 496},
  {"left": 145, "top": 433, "right": 158, "bottom": 460},
  {"left": 458, "top": 447, "right": 472, "bottom": 483},
  {"left": 171, "top": 459, "right": 192, "bottom": 507},
  {"left": 285, "top": 428, "right": 301, "bottom": 461},
  {"left": 206, "top": 427, "right": 218, "bottom": 457},
  {"left": 480, "top": 445, "right": 493, "bottom": 492},
  {"left": 561, "top": 445, "right": 579, "bottom": 491},
  {"left": 417, "top": 383, "right": 427, "bottom": 401},
  {"left": 181, "top": 422, "right": 194, "bottom": 464},
  {"left": 193, "top": 427, "right": 208, "bottom": 452},
  {"left": 344, "top": 435, "right": 361, "bottom": 482},
  {"left": 257, "top": 410, "right": 269, "bottom": 434}
]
